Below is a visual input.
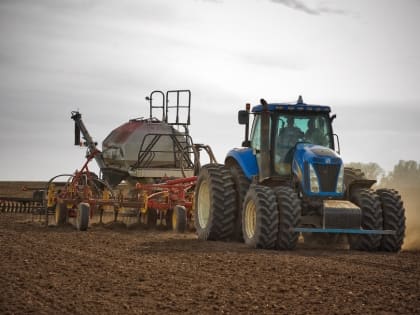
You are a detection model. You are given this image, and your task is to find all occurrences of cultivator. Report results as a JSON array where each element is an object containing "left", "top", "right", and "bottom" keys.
[
  {"left": 41, "top": 89, "right": 215, "bottom": 231},
  {"left": 1, "top": 90, "right": 214, "bottom": 231},
  {"left": 0, "top": 184, "right": 58, "bottom": 215},
  {"left": 136, "top": 176, "right": 197, "bottom": 231},
  {"left": 47, "top": 151, "right": 199, "bottom": 231},
  {"left": 0, "top": 196, "right": 43, "bottom": 214}
]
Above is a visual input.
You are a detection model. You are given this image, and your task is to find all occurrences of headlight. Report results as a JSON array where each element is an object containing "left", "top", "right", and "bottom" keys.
[
  {"left": 336, "top": 164, "right": 344, "bottom": 193},
  {"left": 309, "top": 164, "right": 319, "bottom": 193}
]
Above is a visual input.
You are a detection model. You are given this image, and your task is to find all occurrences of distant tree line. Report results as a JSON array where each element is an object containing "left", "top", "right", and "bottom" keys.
[{"left": 345, "top": 160, "right": 420, "bottom": 188}]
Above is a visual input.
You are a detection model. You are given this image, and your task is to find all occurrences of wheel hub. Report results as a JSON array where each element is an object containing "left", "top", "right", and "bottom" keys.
[
  {"left": 244, "top": 200, "right": 256, "bottom": 239},
  {"left": 197, "top": 180, "right": 210, "bottom": 228}
]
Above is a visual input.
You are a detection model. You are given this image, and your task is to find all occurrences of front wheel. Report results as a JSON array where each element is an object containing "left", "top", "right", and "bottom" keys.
[
  {"left": 348, "top": 189, "right": 382, "bottom": 251},
  {"left": 377, "top": 189, "right": 405, "bottom": 252},
  {"left": 273, "top": 186, "right": 300, "bottom": 250},
  {"left": 242, "top": 185, "right": 278, "bottom": 249}
]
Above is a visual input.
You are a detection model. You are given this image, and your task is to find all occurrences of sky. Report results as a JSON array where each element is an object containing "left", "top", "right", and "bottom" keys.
[{"left": 0, "top": 0, "right": 419, "bottom": 180}]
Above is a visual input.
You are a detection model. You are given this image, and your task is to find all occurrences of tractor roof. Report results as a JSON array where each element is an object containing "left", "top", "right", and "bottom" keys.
[{"left": 251, "top": 96, "right": 331, "bottom": 113}]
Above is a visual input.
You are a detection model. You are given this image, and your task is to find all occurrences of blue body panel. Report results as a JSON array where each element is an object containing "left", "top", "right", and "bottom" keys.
[
  {"left": 293, "top": 227, "right": 396, "bottom": 235},
  {"left": 292, "top": 143, "right": 344, "bottom": 198},
  {"left": 226, "top": 148, "right": 258, "bottom": 180}
]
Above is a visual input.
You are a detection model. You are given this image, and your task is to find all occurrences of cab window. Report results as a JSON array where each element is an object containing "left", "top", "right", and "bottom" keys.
[
  {"left": 274, "top": 114, "right": 332, "bottom": 175},
  {"left": 250, "top": 115, "right": 261, "bottom": 150},
  {"left": 250, "top": 114, "right": 271, "bottom": 172}
]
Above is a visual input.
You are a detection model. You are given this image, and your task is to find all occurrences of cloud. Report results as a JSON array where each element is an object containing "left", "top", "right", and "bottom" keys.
[{"left": 270, "top": 0, "right": 347, "bottom": 15}]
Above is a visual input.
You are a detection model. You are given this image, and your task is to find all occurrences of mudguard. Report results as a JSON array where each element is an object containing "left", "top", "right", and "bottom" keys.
[{"left": 225, "top": 148, "right": 258, "bottom": 180}]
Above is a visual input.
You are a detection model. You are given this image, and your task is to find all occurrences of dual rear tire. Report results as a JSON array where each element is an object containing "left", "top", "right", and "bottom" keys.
[
  {"left": 194, "top": 163, "right": 301, "bottom": 250},
  {"left": 347, "top": 188, "right": 405, "bottom": 252},
  {"left": 348, "top": 189, "right": 383, "bottom": 251},
  {"left": 377, "top": 189, "right": 405, "bottom": 252},
  {"left": 242, "top": 185, "right": 278, "bottom": 249},
  {"left": 241, "top": 185, "right": 300, "bottom": 250},
  {"left": 345, "top": 168, "right": 406, "bottom": 252}
]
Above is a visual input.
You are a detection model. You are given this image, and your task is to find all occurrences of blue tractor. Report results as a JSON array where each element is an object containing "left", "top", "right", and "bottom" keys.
[{"left": 194, "top": 97, "right": 405, "bottom": 251}]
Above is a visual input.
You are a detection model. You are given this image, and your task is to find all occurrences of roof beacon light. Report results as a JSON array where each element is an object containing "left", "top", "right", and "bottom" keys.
[
  {"left": 297, "top": 95, "right": 304, "bottom": 105},
  {"left": 246, "top": 103, "right": 251, "bottom": 112}
]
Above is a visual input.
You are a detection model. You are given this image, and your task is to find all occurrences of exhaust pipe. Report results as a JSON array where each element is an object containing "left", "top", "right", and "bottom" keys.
[{"left": 259, "top": 98, "right": 271, "bottom": 181}]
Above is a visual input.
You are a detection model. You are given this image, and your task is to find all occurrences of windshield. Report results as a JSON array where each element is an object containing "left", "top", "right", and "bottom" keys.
[{"left": 274, "top": 113, "right": 333, "bottom": 174}]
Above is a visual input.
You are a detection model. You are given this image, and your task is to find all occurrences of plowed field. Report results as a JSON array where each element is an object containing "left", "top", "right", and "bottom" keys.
[
  {"left": 1, "top": 212, "right": 419, "bottom": 315},
  {"left": 1, "top": 182, "right": 419, "bottom": 314}
]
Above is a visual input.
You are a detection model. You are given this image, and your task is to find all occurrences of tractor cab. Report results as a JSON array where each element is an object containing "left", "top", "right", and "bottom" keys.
[
  {"left": 249, "top": 105, "right": 334, "bottom": 176},
  {"left": 233, "top": 97, "right": 343, "bottom": 198}
]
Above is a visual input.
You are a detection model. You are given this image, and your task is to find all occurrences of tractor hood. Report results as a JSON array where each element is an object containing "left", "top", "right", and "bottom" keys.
[
  {"left": 294, "top": 143, "right": 341, "bottom": 165},
  {"left": 292, "top": 143, "right": 344, "bottom": 197}
]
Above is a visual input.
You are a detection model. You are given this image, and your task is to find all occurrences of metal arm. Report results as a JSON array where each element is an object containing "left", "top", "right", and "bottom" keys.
[{"left": 71, "top": 111, "right": 106, "bottom": 170}]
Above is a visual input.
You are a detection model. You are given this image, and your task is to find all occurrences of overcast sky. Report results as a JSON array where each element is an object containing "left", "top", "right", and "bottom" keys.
[{"left": 0, "top": 0, "right": 419, "bottom": 180}]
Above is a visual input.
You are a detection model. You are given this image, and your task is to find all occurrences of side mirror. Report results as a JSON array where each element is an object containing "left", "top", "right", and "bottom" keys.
[
  {"left": 238, "top": 110, "right": 249, "bottom": 125},
  {"left": 330, "top": 114, "right": 337, "bottom": 123},
  {"left": 241, "top": 140, "right": 251, "bottom": 147}
]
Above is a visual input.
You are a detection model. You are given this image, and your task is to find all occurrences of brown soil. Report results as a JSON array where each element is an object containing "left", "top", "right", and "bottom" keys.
[
  {"left": 1, "top": 213, "right": 419, "bottom": 315},
  {"left": 1, "top": 181, "right": 420, "bottom": 314}
]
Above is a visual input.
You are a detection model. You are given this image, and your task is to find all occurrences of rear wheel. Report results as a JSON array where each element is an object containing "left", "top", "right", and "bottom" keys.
[
  {"left": 172, "top": 205, "right": 187, "bottom": 233},
  {"left": 194, "top": 164, "right": 235, "bottom": 240},
  {"left": 349, "top": 189, "right": 382, "bottom": 251},
  {"left": 376, "top": 189, "right": 405, "bottom": 252},
  {"left": 273, "top": 186, "right": 300, "bottom": 250},
  {"left": 55, "top": 201, "right": 67, "bottom": 226},
  {"left": 242, "top": 185, "right": 278, "bottom": 249},
  {"left": 226, "top": 162, "right": 250, "bottom": 242},
  {"left": 76, "top": 203, "right": 90, "bottom": 231}
]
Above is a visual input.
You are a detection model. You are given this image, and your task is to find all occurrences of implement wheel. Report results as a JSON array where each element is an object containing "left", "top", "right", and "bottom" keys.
[
  {"left": 76, "top": 203, "right": 90, "bottom": 231},
  {"left": 242, "top": 185, "right": 278, "bottom": 249},
  {"left": 146, "top": 208, "right": 157, "bottom": 228},
  {"left": 172, "top": 205, "right": 187, "bottom": 233},
  {"left": 194, "top": 164, "right": 235, "bottom": 241},
  {"left": 55, "top": 201, "right": 67, "bottom": 226},
  {"left": 349, "top": 189, "right": 382, "bottom": 251},
  {"left": 376, "top": 189, "right": 406, "bottom": 252},
  {"left": 165, "top": 209, "right": 173, "bottom": 230},
  {"left": 273, "top": 186, "right": 301, "bottom": 250}
]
